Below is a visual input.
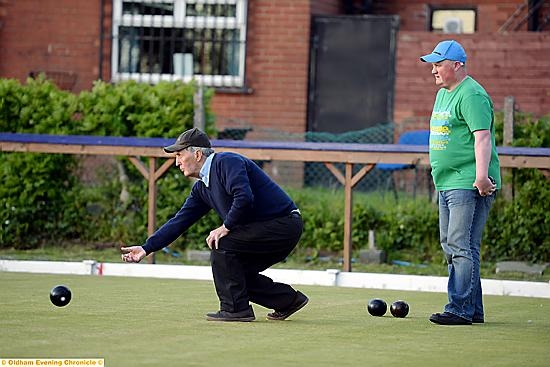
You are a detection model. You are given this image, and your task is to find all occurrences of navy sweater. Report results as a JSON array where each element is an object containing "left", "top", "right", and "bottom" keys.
[{"left": 142, "top": 152, "right": 297, "bottom": 254}]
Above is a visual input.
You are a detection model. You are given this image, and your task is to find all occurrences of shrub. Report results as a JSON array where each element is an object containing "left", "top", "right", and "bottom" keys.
[
  {"left": 0, "top": 77, "right": 79, "bottom": 247},
  {"left": 1, "top": 77, "right": 548, "bottom": 264},
  {"left": 287, "top": 188, "right": 441, "bottom": 262},
  {"left": 376, "top": 200, "right": 440, "bottom": 262},
  {"left": 487, "top": 112, "right": 550, "bottom": 263},
  {"left": 0, "top": 77, "right": 214, "bottom": 249},
  {"left": 484, "top": 170, "right": 550, "bottom": 263}
]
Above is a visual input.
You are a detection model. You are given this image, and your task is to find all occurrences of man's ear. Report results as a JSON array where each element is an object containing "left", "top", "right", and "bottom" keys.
[{"left": 194, "top": 149, "right": 203, "bottom": 161}]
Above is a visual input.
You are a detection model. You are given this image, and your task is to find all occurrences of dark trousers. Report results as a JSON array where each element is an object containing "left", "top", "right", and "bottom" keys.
[{"left": 210, "top": 213, "right": 303, "bottom": 312}]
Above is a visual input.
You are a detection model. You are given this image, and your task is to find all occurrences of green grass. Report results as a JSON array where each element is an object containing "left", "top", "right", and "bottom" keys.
[{"left": 1, "top": 272, "right": 549, "bottom": 366}]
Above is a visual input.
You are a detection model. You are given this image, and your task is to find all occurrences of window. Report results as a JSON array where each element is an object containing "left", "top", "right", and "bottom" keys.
[
  {"left": 429, "top": 7, "right": 476, "bottom": 34},
  {"left": 112, "top": 0, "right": 248, "bottom": 88}
]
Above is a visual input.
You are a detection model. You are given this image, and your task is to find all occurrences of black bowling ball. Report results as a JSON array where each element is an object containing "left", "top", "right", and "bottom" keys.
[
  {"left": 50, "top": 285, "right": 72, "bottom": 307},
  {"left": 367, "top": 298, "right": 387, "bottom": 317}
]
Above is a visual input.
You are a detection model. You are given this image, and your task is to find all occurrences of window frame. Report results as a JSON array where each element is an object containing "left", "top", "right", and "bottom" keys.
[{"left": 111, "top": 0, "right": 248, "bottom": 88}]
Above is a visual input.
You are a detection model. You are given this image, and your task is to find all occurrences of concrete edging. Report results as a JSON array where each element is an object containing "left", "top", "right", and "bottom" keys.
[{"left": 1, "top": 259, "right": 549, "bottom": 299}]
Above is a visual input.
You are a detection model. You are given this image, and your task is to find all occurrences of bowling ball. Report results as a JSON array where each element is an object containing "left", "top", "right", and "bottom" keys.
[
  {"left": 50, "top": 285, "right": 72, "bottom": 307},
  {"left": 390, "top": 300, "right": 409, "bottom": 318},
  {"left": 367, "top": 298, "right": 387, "bottom": 317}
]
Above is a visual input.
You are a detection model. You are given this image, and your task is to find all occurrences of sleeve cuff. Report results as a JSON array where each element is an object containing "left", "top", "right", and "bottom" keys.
[{"left": 141, "top": 245, "right": 152, "bottom": 256}]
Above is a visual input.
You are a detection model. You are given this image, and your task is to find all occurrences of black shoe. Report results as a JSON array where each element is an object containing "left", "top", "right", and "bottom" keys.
[
  {"left": 429, "top": 312, "right": 472, "bottom": 325},
  {"left": 206, "top": 306, "right": 255, "bottom": 322},
  {"left": 267, "top": 291, "right": 309, "bottom": 321},
  {"left": 472, "top": 317, "right": 485, "bottom": 324}
]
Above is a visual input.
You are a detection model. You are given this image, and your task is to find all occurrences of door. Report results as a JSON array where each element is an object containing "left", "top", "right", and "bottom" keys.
[
  {"left": 305, "top": 15, "right": 399, "bottom": 190},
  {"left": 308, "top": 15, "right": 399, "bottom": 133}
]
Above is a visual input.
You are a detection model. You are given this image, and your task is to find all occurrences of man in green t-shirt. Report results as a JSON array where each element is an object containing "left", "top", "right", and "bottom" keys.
[{"left": 420, "top": 40, "right": 501, "bottom": 325}]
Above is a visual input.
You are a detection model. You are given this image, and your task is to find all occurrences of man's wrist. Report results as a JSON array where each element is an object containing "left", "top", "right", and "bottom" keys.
[{"left": 141, "top": 245, "right": 151, "bottom": 256}]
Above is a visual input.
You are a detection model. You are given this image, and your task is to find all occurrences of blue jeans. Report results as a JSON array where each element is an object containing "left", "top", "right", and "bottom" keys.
[{"left": 438, "top": 189, "right": 496, "bottom": 321}]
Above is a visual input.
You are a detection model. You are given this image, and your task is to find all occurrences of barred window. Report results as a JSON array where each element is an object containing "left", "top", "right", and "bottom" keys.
[{"left": 112, "top": 0, "right": 248, "bottom": 88}]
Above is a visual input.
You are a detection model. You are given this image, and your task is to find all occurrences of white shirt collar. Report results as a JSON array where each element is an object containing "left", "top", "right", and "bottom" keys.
[{"left": 199, "top": 153, "right": 215, "bottom": 187}]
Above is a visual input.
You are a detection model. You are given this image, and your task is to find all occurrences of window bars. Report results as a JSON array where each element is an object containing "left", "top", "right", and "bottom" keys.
[{"left": 111, "top": 0, "right": 248, "bottom": 88}]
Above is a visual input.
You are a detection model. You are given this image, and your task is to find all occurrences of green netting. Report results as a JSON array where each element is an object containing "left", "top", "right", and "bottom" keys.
[
  {"left": 304, "top": 124, "right": 394, "bottom": 144},
  {"left": 303, "top": 124, "right": 394, "bottom": 191},
  {"left": 216, "top": 123, "right": 431, "bottom": 194}
]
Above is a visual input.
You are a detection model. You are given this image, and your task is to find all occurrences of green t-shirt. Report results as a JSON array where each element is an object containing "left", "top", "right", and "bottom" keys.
[{"left": 429, "top": 76, "right": 501, "bottom": 190}]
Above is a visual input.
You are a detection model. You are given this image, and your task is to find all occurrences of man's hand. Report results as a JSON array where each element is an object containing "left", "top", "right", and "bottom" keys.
[
  {"left": 206, "top": 224, "right": 230, "bottom": 249},
  {"left": 473, "top": 177, "right": 496, "bottom": 197},
  {"left": 120, "top": 246, "right": 146, "bottom": 263}
]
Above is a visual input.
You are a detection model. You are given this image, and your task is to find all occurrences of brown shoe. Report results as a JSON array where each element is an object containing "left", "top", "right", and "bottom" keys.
[
  {"left": 267, "top": 291, "right": 309, "bottom": 321},
  {"left": 206, "top": 306, "right": 255, "bottom": 322}
]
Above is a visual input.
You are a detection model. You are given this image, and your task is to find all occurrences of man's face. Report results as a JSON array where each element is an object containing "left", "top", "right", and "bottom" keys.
[
  {"left": 174, "top": 149, "right": 202, "bottom": 178},
  {"left": 431, "top": 60, "right": 462, "bottom": 89}
]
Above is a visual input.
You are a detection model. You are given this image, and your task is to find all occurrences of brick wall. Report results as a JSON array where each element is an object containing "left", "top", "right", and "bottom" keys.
[
  {"left": 394, "top": 32, "right": 550, "bottom": 131},
  {"left": 194, "top": 0, "right": 550, "bottom": 133},
  {"left": 211, "top": 0, "right": 309, "bottom": 135},
  {"left": 0, "top": 0, "right": 548, "bottom": 137},
  {"left": 211, "top": 0, "right": 342, "bottom": 135},
  {"left": 370, "top": 0, "right": 550, "bottom": 33},
  {"left": 0, "top": 0, "right": 101, "bottom": 92},
  {"left": 310, "top": 0, "right": 342, "bottom": 15}
]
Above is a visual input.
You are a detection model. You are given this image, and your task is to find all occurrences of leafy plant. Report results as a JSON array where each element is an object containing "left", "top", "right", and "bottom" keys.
[
  {"left": 1, "top": 77, "right": 548, "bottom": 265},
  {"left": 0, "top": 77, "right": 214, "bottom": 249}
]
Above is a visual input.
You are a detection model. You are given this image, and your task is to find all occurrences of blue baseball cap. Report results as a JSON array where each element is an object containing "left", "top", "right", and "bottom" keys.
[{"left": 420, "top": 40, "right": 467, "bottom": 63}]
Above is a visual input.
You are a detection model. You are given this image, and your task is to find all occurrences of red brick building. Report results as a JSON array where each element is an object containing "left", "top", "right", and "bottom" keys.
[{"left": 1, "top": 0, "right": 549, "bottom": 136}]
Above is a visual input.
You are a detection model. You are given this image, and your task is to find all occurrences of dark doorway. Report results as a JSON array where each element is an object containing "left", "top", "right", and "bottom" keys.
[
  {"left": 307, "top": 15, "right": 399, "bottom": 133},
  {"left": 305, "top": 15, "right": 399, "bottom": 191}
]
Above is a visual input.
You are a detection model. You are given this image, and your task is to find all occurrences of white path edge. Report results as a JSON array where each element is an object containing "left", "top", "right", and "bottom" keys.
[{"left": 1, "top": 259, "right": 549, "bottom": 299}]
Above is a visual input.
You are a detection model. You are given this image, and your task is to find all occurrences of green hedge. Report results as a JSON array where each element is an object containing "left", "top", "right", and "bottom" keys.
[
  {"left": 485, "top": 112, "right": 550, "bottom": 262},
  {"left": 1, "top": 77, "right": 79, "bottom": 247},
  {"left": 288, "top": 188, "right": 441, "bottom": 263},
  {"left": 1, "top": 77, "right": 548, "bottom": 263},
  {"left": 0, "top": 76, "right": 215, "bottom": 248}
]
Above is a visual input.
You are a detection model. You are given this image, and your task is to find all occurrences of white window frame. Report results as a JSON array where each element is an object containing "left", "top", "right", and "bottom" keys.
[{"left": 111, "top": 0, "right": 248, "bottom": 87}]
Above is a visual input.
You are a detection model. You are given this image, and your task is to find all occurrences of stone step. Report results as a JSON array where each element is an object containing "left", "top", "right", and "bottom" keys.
[{"left": 495, "top": 261, "right": 547, "bottom": 275}]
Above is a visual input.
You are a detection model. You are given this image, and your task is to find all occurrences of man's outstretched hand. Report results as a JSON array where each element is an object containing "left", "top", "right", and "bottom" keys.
[{"left": 121, "top": 246, "right": 146, "bottom": 263}]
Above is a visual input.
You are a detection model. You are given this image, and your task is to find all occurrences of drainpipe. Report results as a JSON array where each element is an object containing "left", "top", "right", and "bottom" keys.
[{"left": 98, "top": 0, "right": 105, "bottom": 80}]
